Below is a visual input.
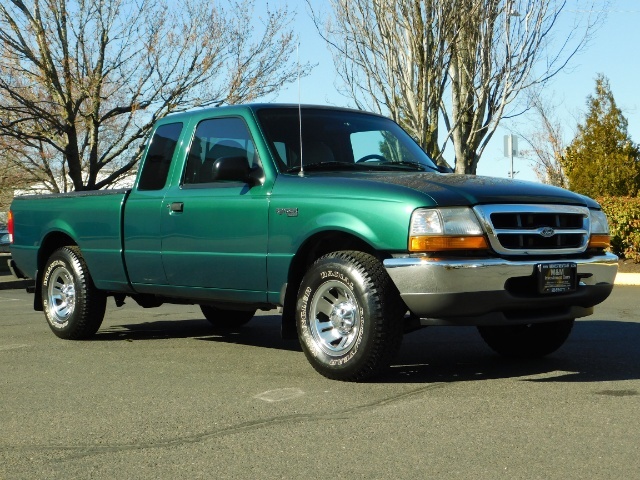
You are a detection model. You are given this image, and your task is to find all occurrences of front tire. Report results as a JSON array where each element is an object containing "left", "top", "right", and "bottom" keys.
[
  {"left": 477, "top": 319, "right": 575, "bottom": 358},
  {"left": 42, "top": 246, "right": 106, "bottom": 339},
  {"left": 296, "top": 251, "right": 405, "bottom": 381}
]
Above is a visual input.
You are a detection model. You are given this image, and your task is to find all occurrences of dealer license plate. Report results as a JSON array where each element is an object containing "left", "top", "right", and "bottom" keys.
[{"left": 537, "top": 263, "right": 577, "bottom": 294}]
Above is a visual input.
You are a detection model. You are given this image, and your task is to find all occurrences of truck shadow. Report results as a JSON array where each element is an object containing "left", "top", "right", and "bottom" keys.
[
  {"left": 383, "top": 320, "right": 640, "bottom": 385},
  {"left": 95, "top": 317, "right": 640, "bottom": 385},
  {"left": 95, "top": 314, "right": 302, "bottom": 352}
]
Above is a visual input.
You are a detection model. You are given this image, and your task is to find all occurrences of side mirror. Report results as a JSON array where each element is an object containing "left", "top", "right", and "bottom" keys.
[{"left": 210, "top": 156, "right": 252, "bottom": 183}]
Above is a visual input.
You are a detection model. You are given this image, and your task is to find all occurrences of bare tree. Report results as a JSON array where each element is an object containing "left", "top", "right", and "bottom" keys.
[
  {"left": 518, "top": 91, "right": 568, "bottom": 187},
  {"left": 310, "top": 0, "right": 455, "bottom": 165},
  {"left": 316, "top": 0, "right": 599, "bottom": 174},
  {"left": 0, "top": 0, "right": 306, "bottom": 192},
  {"left": 446, "top": 0, "right": 599, "bottom": 174},
  {"left": 0, "top": 139, "right": 35, "bottom": 212}
]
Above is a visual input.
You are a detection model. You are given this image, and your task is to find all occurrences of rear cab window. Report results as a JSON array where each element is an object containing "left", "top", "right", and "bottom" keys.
[{"left": 138, "top": 123, "right": 184, "bottom": 191}]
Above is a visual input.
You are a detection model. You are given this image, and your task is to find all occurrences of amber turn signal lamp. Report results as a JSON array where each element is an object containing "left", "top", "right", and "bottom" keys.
[
  {"left": 588, "top": 234, "right": 611, "bottom": 249},
  {"left": 409, "top": 235, "right": 489, "bottom": 252}
]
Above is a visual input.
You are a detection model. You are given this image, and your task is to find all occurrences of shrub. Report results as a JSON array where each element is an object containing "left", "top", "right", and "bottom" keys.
[{"left": 597, "top": 196, "right": 640, "bottom": 262}]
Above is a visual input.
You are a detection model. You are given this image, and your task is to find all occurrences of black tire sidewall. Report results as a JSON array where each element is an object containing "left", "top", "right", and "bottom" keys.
[
  {"left": 200, "top": 305, "right": 256, "bottom": 327},
  {"left": 478, "top": 319, "right": 575, "bottom": 358}
]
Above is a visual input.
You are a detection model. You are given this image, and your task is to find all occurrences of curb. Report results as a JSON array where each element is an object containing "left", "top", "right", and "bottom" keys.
[{"left": 614, "top": 273, "right": 640, "bottom": 286}]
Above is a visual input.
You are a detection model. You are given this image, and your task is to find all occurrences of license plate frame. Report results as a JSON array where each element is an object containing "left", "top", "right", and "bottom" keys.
[{"left": 536, "top": 262, "right": 577, "bottom": 294}]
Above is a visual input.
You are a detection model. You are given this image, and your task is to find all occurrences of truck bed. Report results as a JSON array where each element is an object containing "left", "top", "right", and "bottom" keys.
[{"left": 10, "top": 189, "right": 131, "bottom": 292}]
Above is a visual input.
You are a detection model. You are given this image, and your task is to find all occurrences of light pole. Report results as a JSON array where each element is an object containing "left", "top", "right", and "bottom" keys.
[{"left": 503, "top": 134, "right": 518, "bottom": 178}]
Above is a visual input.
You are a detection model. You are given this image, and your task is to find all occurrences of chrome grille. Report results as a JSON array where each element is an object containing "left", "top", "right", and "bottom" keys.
[{"left": 473, "top": 205, "right": 590, "bottom": 255}]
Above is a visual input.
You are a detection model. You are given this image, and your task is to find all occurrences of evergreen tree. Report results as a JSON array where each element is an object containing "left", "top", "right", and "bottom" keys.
[{"left": 563, "top": 74, "right": 640, "bottom": 197}]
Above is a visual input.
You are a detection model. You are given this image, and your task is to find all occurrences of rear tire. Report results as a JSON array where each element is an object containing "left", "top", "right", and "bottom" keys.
[
  {"left": 477, "top": 319, "right": 575, "bottom": 358},
  {"left": 296, "top": 251, "right": 405, "bottom": 381},
  {"left": 42, "top": 246, "right": 106, "bottom": 339},
  {"left": 200, "top": 305, "right": 255, "bottom": 328}
]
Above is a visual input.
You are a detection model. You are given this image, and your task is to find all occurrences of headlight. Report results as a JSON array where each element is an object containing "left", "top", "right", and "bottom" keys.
[
  {"left": 588, "top": 209, "right": 611, "bottom": 249},
  {"left": 409, "top": 207, "right": 487, "bottom": 252},
  {"left": 589, "top": 210, "right": 610, "bottom": 234}
]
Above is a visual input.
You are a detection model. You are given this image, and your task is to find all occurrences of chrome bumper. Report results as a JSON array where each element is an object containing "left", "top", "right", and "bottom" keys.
[{"left": 383, "top": 253, "right": 618, "bottom": 326}]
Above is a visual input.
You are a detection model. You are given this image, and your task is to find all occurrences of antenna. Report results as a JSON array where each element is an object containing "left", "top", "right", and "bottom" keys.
[{"left": 297, "top": 43, "right": 304, "bottom": 177}]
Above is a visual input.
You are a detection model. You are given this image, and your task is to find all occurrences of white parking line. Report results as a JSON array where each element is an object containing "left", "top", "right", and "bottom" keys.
[
  {"left": 254, "top": 388, "right": 305, "bottom": 403},
  {"left": 0, "top": 296, "right": 24, "bottom": 302},
  {"left": 0, "top": 344, "right": 30, "bottom": 351}
]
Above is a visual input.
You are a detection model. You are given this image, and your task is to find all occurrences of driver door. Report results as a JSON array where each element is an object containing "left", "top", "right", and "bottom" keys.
[{"left": 160, "top": 116, "right": 270, "bottom": 300}]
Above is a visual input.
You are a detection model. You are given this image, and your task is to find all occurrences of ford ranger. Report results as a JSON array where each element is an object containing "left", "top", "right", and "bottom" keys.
[{"left": 8, "top": 104, "right": 618, "bottom": 380}]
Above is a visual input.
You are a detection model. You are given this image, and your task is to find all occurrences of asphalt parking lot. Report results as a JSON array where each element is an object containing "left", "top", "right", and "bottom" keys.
[{"left": 1, "top": 285, "right": 639, "bottom": 479}]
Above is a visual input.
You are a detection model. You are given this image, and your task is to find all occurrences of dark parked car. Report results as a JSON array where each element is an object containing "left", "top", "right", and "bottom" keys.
[{"left": 0, "top": 225, "right": 10, "bottom": 253}]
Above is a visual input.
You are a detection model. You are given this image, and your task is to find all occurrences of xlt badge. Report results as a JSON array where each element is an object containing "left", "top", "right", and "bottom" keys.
[{"left": 276, "top": 208, "right": 298, "bottom": 217}]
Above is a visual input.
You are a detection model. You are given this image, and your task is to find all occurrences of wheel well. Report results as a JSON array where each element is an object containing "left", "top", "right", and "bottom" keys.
[
  {"left": 38, "top": 232, "right": 77, "bottom": 271},
  {"left": 280, "top": 231, "right": 383, "bottom": 338},
  {"left": 33, "top": 232, "right": 77, "bottom": 311}
]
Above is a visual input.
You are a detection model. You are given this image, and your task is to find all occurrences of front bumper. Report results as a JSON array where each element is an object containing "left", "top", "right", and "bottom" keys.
[{"left": 383, "top": 253, "right": 618, "bottom": 326}]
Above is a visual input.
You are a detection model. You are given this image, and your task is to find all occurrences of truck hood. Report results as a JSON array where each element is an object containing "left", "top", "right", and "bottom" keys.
[{"left": 312, "top": 171, "right": 599, "bottom": 208}]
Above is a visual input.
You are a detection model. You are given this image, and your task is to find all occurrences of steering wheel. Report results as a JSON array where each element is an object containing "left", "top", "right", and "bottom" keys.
[{"left": 355, "top": 154, "right": 387, "bottom": 163}]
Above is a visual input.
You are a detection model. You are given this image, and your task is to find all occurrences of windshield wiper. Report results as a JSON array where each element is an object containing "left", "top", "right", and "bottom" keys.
[
  {"left": 285, "top": 161, "right": 363, "bottom": 173},
  {"left": 384, "top": 161, "right": 440, "bottom": 172},
  {"left": 284, "top": 160, "right": 440, "bottom": 174},
  {"left": 361, "top": 161, "right": 437, "bottom": 172}
]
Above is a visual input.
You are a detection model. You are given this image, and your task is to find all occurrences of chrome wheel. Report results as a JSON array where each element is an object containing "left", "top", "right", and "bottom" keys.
[
  {"left": 308, "top": 280, "right": 361, "bottom": 356},
  {"left": 47, "top": 265, "right": 76, "bottom": 325}
]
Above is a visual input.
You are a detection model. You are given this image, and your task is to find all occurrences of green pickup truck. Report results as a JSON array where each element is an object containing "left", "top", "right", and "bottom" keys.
[{"left": 8, "top": 104, "right": 618, "bottom": 381}]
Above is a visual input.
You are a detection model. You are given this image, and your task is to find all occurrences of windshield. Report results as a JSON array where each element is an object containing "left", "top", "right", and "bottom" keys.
[{"left": 256, "top": 108, "right": 439, "bottom": 173}]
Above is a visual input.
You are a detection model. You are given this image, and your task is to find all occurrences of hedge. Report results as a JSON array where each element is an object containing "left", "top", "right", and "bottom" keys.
[{"left": 597, "top": 196, "right": 640, "bottom": 262}]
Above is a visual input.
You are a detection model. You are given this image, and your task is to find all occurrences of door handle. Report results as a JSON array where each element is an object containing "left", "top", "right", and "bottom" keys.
[{"left": 168, "top": 202, "right": 184, "bottom": 213}]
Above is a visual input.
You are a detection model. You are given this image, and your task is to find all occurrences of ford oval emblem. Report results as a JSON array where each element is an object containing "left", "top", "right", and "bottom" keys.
[{"left": 539, "top": 227, "right": 556, "bottom": 238}]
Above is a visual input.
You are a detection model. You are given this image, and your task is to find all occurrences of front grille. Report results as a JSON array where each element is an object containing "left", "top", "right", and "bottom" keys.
[
  {"left": 490, "top": 212, "right": 584, "bottom": 230},
  {"left": 497, "top": 232, "right": 585, "bottom": 250},
  {"left": 474, "top": 205, "right": 590, "bottom": 255}
]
